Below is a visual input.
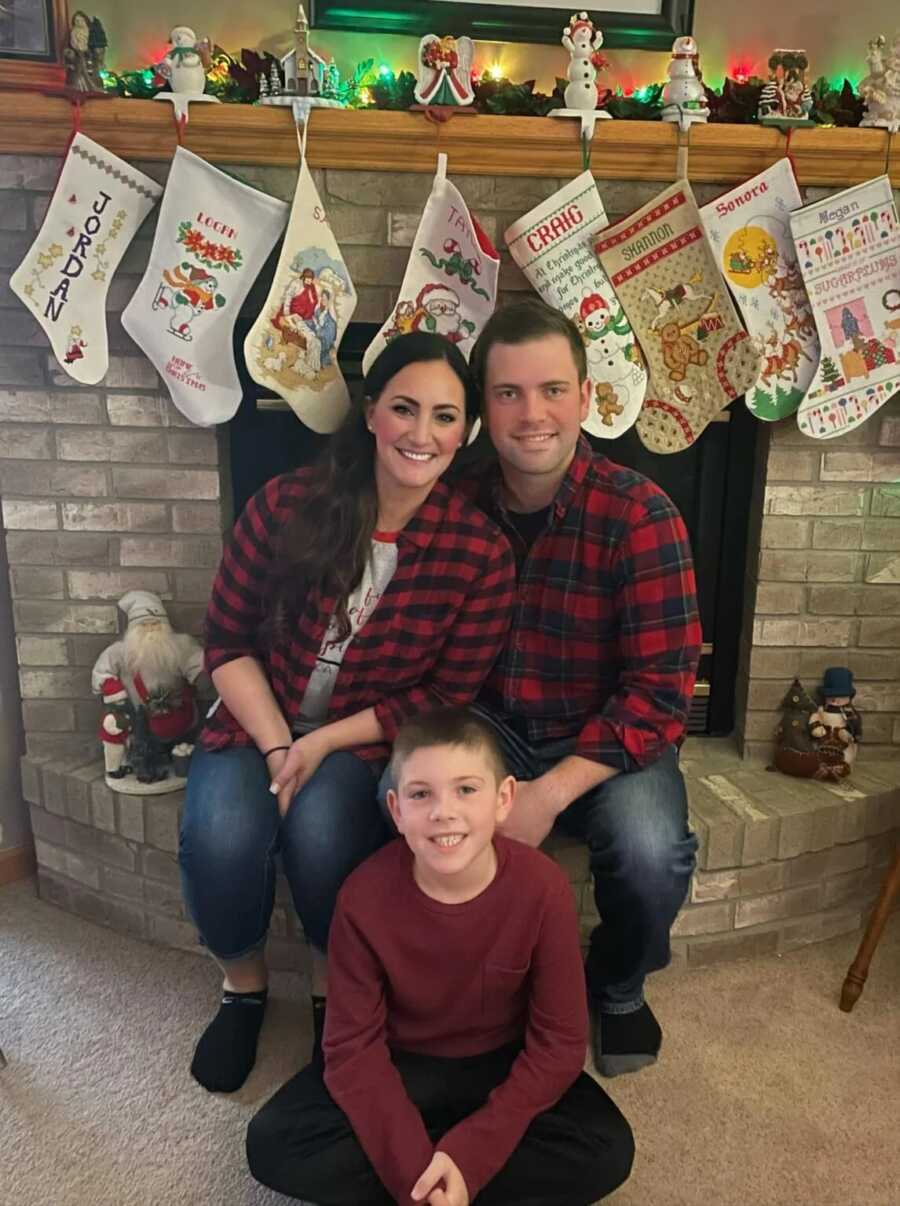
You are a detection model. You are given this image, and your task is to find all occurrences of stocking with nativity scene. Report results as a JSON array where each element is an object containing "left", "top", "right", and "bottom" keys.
[
  {"left": 790, "top": 175, "right": 900, "bottom": 439},
  {"left": 121, "top": 147, "right": 288, "bottom": 426},
  {"left": 504, "top": 171, "right": 647, "bottom": 437},
  {"left": 593, "top": 181, "right": 761, "bottom": 454},
  {"left": 363, "top": 154, "right": 499, "bottom": 374},
  {"left": 699, "top": 158, "right": 819, "bottom": 421},
  {"left": 10, "top": 133, "right": 162, "bottom": 385},
  {"left": 244, "top": 138, "right": 358, "bottom": 433}
]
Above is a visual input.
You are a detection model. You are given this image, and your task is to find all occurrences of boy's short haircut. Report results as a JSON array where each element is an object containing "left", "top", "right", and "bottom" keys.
[
  {"left": 470, "top": 297, "right": 588, "bottom": 392},
  {"left": 390, "top": 707, "right": 508, "bottom": 785}
]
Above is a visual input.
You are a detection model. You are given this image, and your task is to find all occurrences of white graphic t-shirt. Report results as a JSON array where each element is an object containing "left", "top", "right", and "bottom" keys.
[{"left": 299, "top": 531, "right": 399, "bottom": 722}]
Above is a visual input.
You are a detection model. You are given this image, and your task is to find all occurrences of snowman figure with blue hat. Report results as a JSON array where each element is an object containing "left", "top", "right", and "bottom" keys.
[{"left": 809, "top": 667, "right": 862, "bottom": 775}]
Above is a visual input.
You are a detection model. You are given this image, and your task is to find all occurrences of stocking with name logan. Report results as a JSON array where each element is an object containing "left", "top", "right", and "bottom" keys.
[{"left": 121, "top": 147, "right": 288, "bottom": 426}]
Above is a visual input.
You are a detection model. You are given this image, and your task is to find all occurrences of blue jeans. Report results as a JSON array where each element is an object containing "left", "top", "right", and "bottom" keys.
[
  {"left": 471, "top": 708, "right": 698, "bottom": 1013},
  {"left": 179, "top": 746, "right": 391, "bottom": 957}
]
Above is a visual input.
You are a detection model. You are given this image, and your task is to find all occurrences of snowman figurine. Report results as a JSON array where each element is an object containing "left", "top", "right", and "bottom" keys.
[
  {"left": 562, "top": 12, "right": 605, "bottom": 110},
  {"left": 154, "top": 26, "right": 219, "bottom": 120},
  {"left": 551, "top": 11, "right": 612, "bottom": 133},
  {"left": 662, "top": 36, "right": 710, "bottom": 129}
]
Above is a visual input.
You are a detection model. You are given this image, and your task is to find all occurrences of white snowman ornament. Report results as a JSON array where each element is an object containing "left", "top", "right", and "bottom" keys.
[
  {"left": 550, "top": 11, "right": 612, "bottom": 137},
  {"left": 661, "top": 36, "right": 710, "bottom": 129},
  {"left": 563, "top": 12, "right": 603, "bottom": 110},
  {"left": 153, "top": 26, "right": 219, "bottom": 122}
]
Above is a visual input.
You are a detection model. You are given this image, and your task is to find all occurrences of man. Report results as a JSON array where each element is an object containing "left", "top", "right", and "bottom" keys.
[{"left": 464, "top": 298, "right": 702, "bottom": 1078}]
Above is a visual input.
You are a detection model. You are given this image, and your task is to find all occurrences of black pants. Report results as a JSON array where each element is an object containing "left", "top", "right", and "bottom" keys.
[{"left": 247, "top": 1043, "right": 634, "bottom": 1205}]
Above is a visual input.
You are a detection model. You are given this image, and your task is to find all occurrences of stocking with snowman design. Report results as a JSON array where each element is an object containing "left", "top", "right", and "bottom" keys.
[{"left": 504, "top": 170, "right": 646, "bottom": 436}]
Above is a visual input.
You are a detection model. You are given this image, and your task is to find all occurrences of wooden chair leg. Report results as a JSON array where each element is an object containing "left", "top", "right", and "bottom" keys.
[{"left": 840, "top": 845, "right": 900, "bottom": 1012}]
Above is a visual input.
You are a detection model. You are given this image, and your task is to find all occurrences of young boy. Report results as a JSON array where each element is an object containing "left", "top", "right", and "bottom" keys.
[{"left": 246, "top": 707, "right": 634, "bottom": 1205}]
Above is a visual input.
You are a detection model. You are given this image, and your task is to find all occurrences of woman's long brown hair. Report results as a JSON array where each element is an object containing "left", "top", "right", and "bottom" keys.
[{"left": 262, "top": 331, "right": 480, "bottom": 644}]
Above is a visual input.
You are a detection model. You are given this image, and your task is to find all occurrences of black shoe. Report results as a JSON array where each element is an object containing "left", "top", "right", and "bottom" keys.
[{"left": 592, "top": 1001, "right": 661, "bottom": 1078}]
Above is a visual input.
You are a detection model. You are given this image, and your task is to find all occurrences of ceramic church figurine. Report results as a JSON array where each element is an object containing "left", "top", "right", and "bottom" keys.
[
  {"left": 662, "top": 35, "right": 710, "bottom": 129},
  {"left": 860, "top": 32, "right": 900, "bottom": 134}
]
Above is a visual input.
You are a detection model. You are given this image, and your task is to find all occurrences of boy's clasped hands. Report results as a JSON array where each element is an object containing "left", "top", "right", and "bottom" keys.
[{"left": 412, "top": 1152, "right": 469, "bottom": 1206}]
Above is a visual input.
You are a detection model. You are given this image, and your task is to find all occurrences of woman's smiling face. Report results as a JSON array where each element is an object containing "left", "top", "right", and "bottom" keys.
[{"left": 367, "top": 358, "right": 467, "bottom": 494}]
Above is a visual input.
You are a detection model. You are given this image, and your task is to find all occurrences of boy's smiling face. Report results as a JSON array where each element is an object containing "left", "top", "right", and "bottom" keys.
[{"left": 387, "top": 742, "right": 514, "bottom": 903}]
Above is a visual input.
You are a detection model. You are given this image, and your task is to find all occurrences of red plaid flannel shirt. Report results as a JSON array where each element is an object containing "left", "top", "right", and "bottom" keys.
[
  {"left": 465, "top": 437, "right": 701, "bottom": 772},
  {"left": 199, "top": 471, "right": 515, "bottom": 763}
]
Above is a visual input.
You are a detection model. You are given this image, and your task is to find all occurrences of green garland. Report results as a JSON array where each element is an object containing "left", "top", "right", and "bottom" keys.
[{"left": 99, "top": 52, "right": 870, "bottom": 127}]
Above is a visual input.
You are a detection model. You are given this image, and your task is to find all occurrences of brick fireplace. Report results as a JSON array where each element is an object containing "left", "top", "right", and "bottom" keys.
[{"left": 1, "top": 130, "right": 898, "bottom": 967}]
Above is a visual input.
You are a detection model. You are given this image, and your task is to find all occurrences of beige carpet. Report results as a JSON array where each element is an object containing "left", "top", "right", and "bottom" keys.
[{"left": 1, "top": 879, "right": 898, "bottom": 1206}]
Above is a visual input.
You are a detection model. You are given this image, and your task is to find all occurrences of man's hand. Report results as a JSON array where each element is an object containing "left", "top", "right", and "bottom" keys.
[
  {"left": 411, "top": 1152, "right": 469, "bottom": 1206},
  {"left": 498, "top": 776, "right": 559, "bottom": 847},
  {"left": 267, "top": 731, "right": 331, "bottom": 817}
]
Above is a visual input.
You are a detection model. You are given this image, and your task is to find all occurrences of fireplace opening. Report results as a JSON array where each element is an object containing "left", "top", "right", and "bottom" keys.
[{"left": 229, "top": 319, "right": 759, "bottom": 738}]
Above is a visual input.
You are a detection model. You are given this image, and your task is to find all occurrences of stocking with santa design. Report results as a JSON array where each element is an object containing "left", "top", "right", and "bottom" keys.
[{"left": 362, "top": 154, "right": 499, "bottom": 373}]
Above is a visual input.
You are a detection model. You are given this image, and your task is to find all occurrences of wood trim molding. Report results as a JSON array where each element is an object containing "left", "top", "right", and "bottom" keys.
[
  {"left": 0, "top": 95, "right": 896, "bottom": 187},
  {"left": 0, "top": 842, "right": 36, "bottom": 886}
]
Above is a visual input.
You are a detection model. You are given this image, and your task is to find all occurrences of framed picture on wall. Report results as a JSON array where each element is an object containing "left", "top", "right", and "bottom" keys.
[
  {"left": 311, "top": 1, "right": 694, "bottom": 51},
  {"left": 0, "top": 0, "right": 68, "bottom": 88}
]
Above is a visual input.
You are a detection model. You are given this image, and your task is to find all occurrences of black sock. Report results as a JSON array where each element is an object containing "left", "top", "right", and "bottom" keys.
[
  {"left": 190, "top": 988, "right": 268, "bottom": 1093},
  {"left": 599, "top": 1002, "right": 662, "bottom": 1057},
  {"left": 310, "top": 994, "right": 326, "bottom": 1069}
]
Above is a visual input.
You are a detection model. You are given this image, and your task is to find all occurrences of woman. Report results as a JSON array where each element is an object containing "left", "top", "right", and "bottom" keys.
[{"left": 180, "top": 332, "right": 515, "bottom": 1094}]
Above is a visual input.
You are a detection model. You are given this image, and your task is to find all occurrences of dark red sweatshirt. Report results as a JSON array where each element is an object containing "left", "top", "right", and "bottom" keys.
[{"left": 323, "top": 835, "right": 588, "bottom": 1203}]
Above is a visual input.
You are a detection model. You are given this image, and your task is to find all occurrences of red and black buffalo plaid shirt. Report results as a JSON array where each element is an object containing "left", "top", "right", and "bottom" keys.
[
  {"left": 465, "top": 437, "right": 701, "bottom": 772},
  {"left": 199, "top": 471, "right": 516, "bottom": 763}
]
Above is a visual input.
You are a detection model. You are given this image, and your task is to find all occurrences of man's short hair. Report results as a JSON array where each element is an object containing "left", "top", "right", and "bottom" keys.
[
  {"left": 470, "top": 297, "right": 588, "bottom": 392},
  {"left": 390, "top": 707, "right": 508, "bottom": 785}
]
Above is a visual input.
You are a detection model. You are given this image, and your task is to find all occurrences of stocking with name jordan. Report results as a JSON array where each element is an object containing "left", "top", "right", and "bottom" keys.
[
  {"left": 10, "top": 133, "right": 162, "bottom": 385},
  {"left": 593, "top": 181, "right": 761, "bottom": 454},
  {"left": 362, "top": 154, "right": 499, "bottom": 373},
  {"left": 122, "top": 147, "right": 288, "bottom": 425},
  {"left": 700, "top": 158, "right": 819, "bottom": 421},
  {"left": 504, "top": 170, "right": 647, "bottom": 438},
  {"left": 790, "top": 175, "right": 900, "bottom": 439}
]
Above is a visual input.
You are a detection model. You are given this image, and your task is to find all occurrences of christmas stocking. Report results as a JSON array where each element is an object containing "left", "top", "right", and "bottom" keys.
[
  {"left": 10, "top": 133, "right": 162, "bottom": 386},
  {"left": 362, "top": 154, "right": 499, "bottom": 374},
  {"left": 700, "top": 158, "right": 819, "bottom": 421},
  {"left": 504, "top": 170, "right": 647, "bottom": 438},
  {"left": 121, "top": 147, "right": 288, "bottom": 426},
  {"left": 244, "top": 156, "right": 357, "bottom": 433},
  {"left": 593, "top": 181, "right": 761, "bottom": 454},
  {"left": 790, "top": 175, "right": 900, "bottom": 439}
]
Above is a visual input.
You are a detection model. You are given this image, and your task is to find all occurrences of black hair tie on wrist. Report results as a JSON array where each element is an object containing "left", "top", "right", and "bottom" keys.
[{"left": 261, "top": 744, "right": 290, "bottom": 758}]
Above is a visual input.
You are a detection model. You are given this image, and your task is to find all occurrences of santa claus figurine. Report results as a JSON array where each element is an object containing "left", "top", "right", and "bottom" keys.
[
  {"left": 91, "top": 592, "right": 205, "bottom": 786},
  {"left": 98, "top": 677, "right": 134, "bottom": 779}
]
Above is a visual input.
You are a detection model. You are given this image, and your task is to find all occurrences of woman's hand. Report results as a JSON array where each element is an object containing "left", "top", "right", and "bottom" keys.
[{"left": 268, "top": 731, "right": 332, "bottom": 817}]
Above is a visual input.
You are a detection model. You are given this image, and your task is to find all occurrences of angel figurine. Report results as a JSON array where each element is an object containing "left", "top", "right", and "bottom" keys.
[{"left": 414, "top": 34, "right": 475, "bottom": 107}]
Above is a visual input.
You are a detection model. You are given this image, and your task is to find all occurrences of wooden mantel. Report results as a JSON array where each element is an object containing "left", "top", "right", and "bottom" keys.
[{"left": 1, "top": 94, "right": 898, "bottom": 186}]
